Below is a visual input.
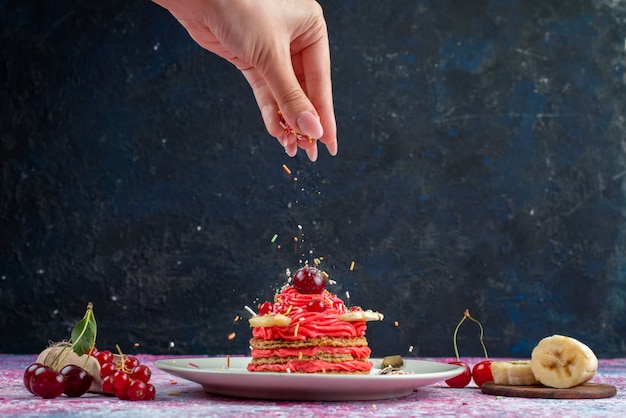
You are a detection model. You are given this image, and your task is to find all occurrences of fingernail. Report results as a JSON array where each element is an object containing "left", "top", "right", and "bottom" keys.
[
  {"left": 285, "top": 142, "right": 298, "bottom": 157},
  {"left": 326, "top": 140, "right": 338, "bottom": 156},
  {"left": 296, "top": 111, "right": 324, "bottom": 139},
  {"left": 306, "top": 145, "right": 318, "bottom": 162},
  {"left": 277, "top": 134, "right": 288, "bottom": 147}
]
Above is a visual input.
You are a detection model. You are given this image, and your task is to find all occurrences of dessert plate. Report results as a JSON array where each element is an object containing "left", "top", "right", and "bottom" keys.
[{"left": 154, "top": 357, "right": 464, "bottom": 401}]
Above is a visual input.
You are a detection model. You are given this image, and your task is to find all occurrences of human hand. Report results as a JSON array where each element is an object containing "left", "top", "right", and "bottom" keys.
[{"left": 152, "top": 0, "right": 337, "bottom": 161}]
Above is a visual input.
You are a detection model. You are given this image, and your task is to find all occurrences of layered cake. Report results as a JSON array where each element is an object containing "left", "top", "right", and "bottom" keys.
[{"left": 248, "top": 266, "right": 384, "bottom": 373}]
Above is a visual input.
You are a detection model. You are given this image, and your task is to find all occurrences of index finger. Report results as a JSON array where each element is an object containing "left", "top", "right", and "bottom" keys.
[{"left": 298, "top": 32, "right": 337, "bottom": 156}]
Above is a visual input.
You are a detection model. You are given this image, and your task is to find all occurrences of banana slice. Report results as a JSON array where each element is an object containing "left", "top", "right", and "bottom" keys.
[
  {"left": 249, "top": 313, "right": 291, "bottom": 328},
  {"left": 491, "top": 360, "right": 539, "bottom": 386},
  {"left": 338, "top": 310, "right": 384, "bottom": 322},
  {"left": 530, "top": 334, "right": 598, "bottom": 389}
]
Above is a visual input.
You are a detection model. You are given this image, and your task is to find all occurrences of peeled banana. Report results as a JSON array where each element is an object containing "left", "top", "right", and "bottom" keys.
[
  {"left": 491, "top": 360, "right": 539, "bottom": 386},
  {"left": 530, "top": 334, "right": 598, "bottom": 389}
]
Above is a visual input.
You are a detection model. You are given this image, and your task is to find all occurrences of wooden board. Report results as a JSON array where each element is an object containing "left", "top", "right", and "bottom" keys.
[{"left": 481, "top": 382, "right": 617, "bottom": 399}]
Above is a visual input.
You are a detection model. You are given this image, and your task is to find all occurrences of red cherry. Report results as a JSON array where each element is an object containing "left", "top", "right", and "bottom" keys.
[
  {"left": 100, "top": 362, "right": 116, "bottom": 378},
  {"left": 112, "top": 370, "right": 130, "bottom": 391},
  {"left": 445, "top": 361, "right": 472, "bottom": 388},
  {"left": 472, "top": 360, "right": 494, "bottom": 387},
  {"left": 127, "top": 379, "right": 147, "bottom": 401},
  {"left": 257, "top": 301, "right": 274, "bottom": 316},
  {"left": 292, "top": 266, "right": 325, "bottom": 294},
  {"left": 116, "top": 388, "right": 130, "bottom": 400},
  {"left": 30, "top": 366, "right": 66, "bottom": 399},
  {"left": 94, "top": 350, "right": 113, "bottom": 366},
  {"left": 144, "top": 383, "right": 156, "bottom": 400},
  {"left": 60, "top": 364, "right": 93, "bottom": 397},
  {"left": 102, "top": 375, "right": 116, "bottom": 394},
  {"left": 23, "top": 363, "right": 44, "bottom": 394},
  {"left": 124, "top": 356, "right": 140, "bottom": 370},
  {"left": 130, "top": 364, "right": 152, "bottom": 383},
  {"left": 307, "top": 298, "right": 326, "bottom": 312}
]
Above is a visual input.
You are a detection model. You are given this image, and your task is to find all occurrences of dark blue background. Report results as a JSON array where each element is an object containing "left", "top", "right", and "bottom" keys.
[{"left": 2, "top": 0, "right": 625, "bottom": 358}]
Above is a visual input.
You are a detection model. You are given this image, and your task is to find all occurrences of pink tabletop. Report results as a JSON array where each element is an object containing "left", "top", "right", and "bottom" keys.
[{"left": 1, "top": 355, "right": 624, "bottom": 417}]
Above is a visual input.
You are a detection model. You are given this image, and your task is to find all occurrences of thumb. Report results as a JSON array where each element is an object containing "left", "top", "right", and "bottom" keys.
[{"left": 262, "top": 61, "right": 324, "bottom": 141}]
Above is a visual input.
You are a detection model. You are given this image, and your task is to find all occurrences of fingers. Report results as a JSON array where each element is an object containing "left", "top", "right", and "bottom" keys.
[
  {"left": 227, "top": 0, "right": 337, "bottom": 161},
  {"left": 300, "top": 39, "right": 337, "bottom": 157},
  {"left": 242, "top": 69, "right": 300, "bottom": 157},
  {"left": 244, "top": 63, "right": 324, "bottom": 161},
  {"left": 260, "top": 48, "right": 323, "bottom": 136}
]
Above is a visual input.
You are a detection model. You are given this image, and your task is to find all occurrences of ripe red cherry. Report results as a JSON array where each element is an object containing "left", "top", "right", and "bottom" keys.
[
  {"left": 23, "top": 363, "right": 44, "bottom": 394},
  {"left": 124, "top": 356, "right": 140, "bottom": 370},
  {"left": 100, "top": 362, "right": 116, "bottom": 377},
  {"left": 144, "top": 383, "right": 156, "bottom": 400},
  {"left": 307, "top": 298, "right": 326, "bottom": 312},
  {"left": 292, "top": 266, "right": 325, "bottom": 294},
  {"left": 94, "top": 350, "right": 113, "bottom": 366},
  {"left": 472, "top": 360, "right": 494, "bottom": 387},
  {"left": 116, "top": 388, "right": 130, "bottom": 400},
  {"left": 60, "top": 364, "right": 93, "bottom": 397},
  {"left": 30, "top": 366, "right": 66, "bottom": 399},
  {"left": 445, "top": 361, "right": 472, "bottom": 388},
  {"left": 127, "top": 379, "right": 148, "bottom": 401},
  {"left": 131, "top": 364, "right": 152, "bottom": 383},
  {"left": 257, "top": 301, "right": 274, "bottom": 316},
  {"left": 112, "top": 370, "right": 130, "bottom": 391},
  {"left": 102, "top": 375, "right": 116, "bottom": 394}
]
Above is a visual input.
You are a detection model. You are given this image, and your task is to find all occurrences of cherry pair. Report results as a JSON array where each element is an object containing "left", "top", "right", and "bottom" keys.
[
  {"left": 24, "top": 363, "right": 92, "bottom": 399},
  {"left": 445, "top": 309, "right": 494, "bottom": 388},
  {"left": 446, "top": 360, "right": 493, "bottom": 388}
]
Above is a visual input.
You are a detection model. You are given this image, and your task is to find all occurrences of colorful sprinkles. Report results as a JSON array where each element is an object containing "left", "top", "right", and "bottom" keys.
[{"left": 278, "top": 111, "right": 314, "bottom": 143}]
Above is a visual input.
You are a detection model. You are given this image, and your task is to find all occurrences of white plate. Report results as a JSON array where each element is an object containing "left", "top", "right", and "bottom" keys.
[{"left": 154, "top": 357, "right": 464, "bottom": 401}]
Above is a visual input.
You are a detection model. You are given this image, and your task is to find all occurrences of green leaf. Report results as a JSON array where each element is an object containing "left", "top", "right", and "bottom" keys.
[{"left": 70, "top": 304, "right": 97, "bottom": 357}]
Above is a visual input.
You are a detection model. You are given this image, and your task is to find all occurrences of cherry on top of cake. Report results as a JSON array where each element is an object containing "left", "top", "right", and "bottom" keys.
[
  {"left": 248, "top": 266, "right": 384, "bottom": 328},
  {"left": 292, "top": 265, "right": 326, "bottom": 294}
]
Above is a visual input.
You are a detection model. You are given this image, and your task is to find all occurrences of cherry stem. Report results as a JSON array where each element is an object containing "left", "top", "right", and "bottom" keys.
[
  {"left": 466, "top": 314, "right": 489, "bottom": 360},
  {"left": 48, "top": 341, "right": 72, "bottom": 371},
  {"left": 452, "top": 316, "right": 466, "bottom": 361},
  {"left": 452, "top": 309, "right": 490, "bottom": 361},
  {"left": 115, "top": 344, "right": 131, "bottom": 373},
  {"left": 80, "top": 304, "right": 97, "bottom": 369}
]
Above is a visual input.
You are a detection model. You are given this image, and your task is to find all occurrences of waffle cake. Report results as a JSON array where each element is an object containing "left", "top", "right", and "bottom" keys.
[{"left": 247, "top": 266, "right": 383, "bottom": 373}]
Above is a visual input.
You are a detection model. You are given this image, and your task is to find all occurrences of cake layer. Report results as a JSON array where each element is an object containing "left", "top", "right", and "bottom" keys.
[
  {"left": 250, "top": 353, "right": 365, "bottom": 364},
  {"left": 250, "top": 336, "right": 368, "bottom": 349},
  {"left": 250, "top": 345, "right": 372, "bottom": 361}
]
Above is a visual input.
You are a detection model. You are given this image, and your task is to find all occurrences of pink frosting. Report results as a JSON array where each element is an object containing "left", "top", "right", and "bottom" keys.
[{"left": 251, "top": 286, "right": 368, "bottom": 341}]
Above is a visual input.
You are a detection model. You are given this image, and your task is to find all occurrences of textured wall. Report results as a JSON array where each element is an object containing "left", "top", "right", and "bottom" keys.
[{"left": 2, "top": 0, "right": 626, "bottom": 358}]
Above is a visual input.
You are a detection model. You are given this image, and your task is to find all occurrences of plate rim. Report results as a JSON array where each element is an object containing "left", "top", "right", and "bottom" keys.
[
  {"left": 154, "top": 356, "right": 462, "bottom": 378},
  {"left": 153, "top": 356, "right": 464, "bottom": 401}
]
